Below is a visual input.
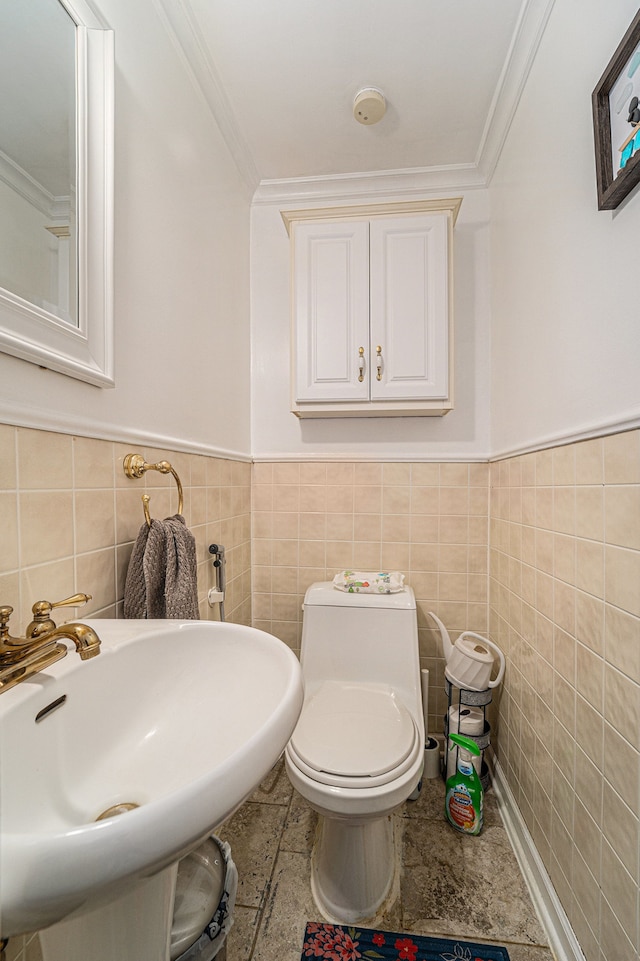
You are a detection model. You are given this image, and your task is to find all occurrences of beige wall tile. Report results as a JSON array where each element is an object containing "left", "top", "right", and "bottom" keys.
[
  {"left": 326, "top": 463, "right": 354, "bottom": 485},
  {"left": 75, "top": 489, "right": 116, "bottom": 554},
  {"left": 273, "top": 512, "right": 299, "bottom": 538},
  {"left": 382, "top": 513, "right": 410, "bottom": 542},
  {"left": 0, "top": 492, "right": 19, "bottom": 574},
  {"left": 604, "top": 430, "right": 640, "bottom": 484},
  {"left": 440, "top": 486, "right": 469, "bottom": 514},
  {"left": 575, "top": 591, "right": 604, "bottom": 656},
  {"left": 73, "top": 436, "right": 115, "bottom": 489},
  {"left": 605, "top": 545, "right": 640, "bottom": 617},
  {"left": 326, "top": 485, "right": 354, "bottom": 513},
  {"left": 17, "top": 429, "right": 73, "bottom": 489},
  {"left": 273, "top": 484, "right": 300, "bottom": 511},
  {"left": 576, "top": 645, "right": 604, "bottom": 711},
  {"left": 604, "top": 665, "right": 640, "bottom": 750},
  {"left": 353, "top": 485, "right": 382, "bottom": 513},
  {"left": 604, "top": 723, "right": 639, "bottom": 812},
  {"left": 575, "top": 437, "right": 604, "bottom": 485},
  {"left": 439, "top": 463, "right": 468, "bottom": 486},
  {"left": 300, "top": 512, "right": 326, "bottom": 540},
  {"left": 601, "top": 840, "right": 637, "bottom": 946},
  {"left": 0, "top": 424, "right": 17, "bottom": 489},
  {"left": 352, "top": 542, "right": 382, "bottom": 569},
  {"left": 353, "top": 463, "right": 382, "bottom": 485},
  {"left": 536, "top": 449, "right": 554, "bottom": 485},
  {"left": 575, "top": 486, "right": 604, "bottom": 541},
  {"left": 299, "top": 485, "right": 326, "bottom": 512},
  {"left": 383, "top": 462, "right": 410, "bottom": 485},
  {"left": 20, "top": 559, "right": 75, "bottom": 626},
  {"left": 383, "top": 485, "right": 410, "bottom": 513},
  {"left": 382, "top": 543, "right": 410, "bottom": 571},
  {"left": 605, "top": 604, "right": 640, "bottom": 684},
  {"left": 300, "top": 462, "right": 327, "bottom": 485},
  {"left": 602, "top": 779, "right": 639, "bottom": 881},
  {"left": 20, "top": 491, "right": 74, "bottom": 567},
  {"left": 326, "top": 541, "right": 353, "bottom": 570},
  {"left": 326, "top": 512, "right": 353, "bottom": 540},
  {"left": 439, "top": 515, "right": 469, "bottom": 543},
  {"left": 576, "top": 539, "right": 604, "bottom": 598},
  {"left": 553, "top": 445, "right": 576, "bottom": 486},
  {"left": 411, "top": 486, "right": 440, "bottom": 514},
  {"left": 76, "top": 548, "right": 116, "bottom": 614},
  {"left": 272, "top": 463, "right": 300, "bottom": 485},
  {"left": 605, "top": 485, "right": 640, "bottom": 550},
  {"left": 272, "top": 538, "right": 298, "bottom": 567},
  {"left": 299, "top": 539, "right": 325, "bottom": 568}
]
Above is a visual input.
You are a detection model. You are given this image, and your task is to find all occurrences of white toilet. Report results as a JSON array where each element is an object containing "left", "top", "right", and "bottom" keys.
[{"left": 284, "top": 582, "right": 424, "bottom": 924}]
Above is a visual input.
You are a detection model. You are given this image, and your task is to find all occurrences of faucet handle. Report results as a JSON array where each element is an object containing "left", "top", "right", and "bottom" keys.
[
  {"left": 32, "top": 593, "right": 92, "bottom": 617},
  {"left": 26, "top": 593, "right": 92, "bottom": 639},
  {"left": 0, "top": 605, "right": 14, "bottom": 636}
]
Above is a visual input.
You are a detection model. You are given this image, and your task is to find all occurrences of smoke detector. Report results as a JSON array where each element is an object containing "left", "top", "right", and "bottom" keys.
[{"left": 353, "top": 88, "right": 386, "bottom": 125}]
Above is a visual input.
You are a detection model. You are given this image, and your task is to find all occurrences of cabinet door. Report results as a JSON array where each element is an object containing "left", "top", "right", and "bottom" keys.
[
  {"left": 293, "top": 220, "right": 370, "bottom": 402},
  {"left": 369, "top": 214, "right": 448, "bottom": 400}
]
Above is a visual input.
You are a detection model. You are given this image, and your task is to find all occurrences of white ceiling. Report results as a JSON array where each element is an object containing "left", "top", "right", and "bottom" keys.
[{"left": 160, "top": 0, "right": 555, "bottom": 198}]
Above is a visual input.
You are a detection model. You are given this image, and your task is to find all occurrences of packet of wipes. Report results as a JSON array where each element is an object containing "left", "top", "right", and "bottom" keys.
[{"left": 332, "top": 570, "right": 405, "bottom": 594}]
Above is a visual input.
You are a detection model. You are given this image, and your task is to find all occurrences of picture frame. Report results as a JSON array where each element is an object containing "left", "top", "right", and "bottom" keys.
[{"left": 592, "top": 9, "right": 640, "bottom": 210}]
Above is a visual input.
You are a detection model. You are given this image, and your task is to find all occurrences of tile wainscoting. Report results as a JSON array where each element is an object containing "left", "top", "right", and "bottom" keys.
[
  {"left": 0, "top": 425, "right": 252, "bottom": 632},
  {"left": 2, "top": 423, "right": 638, "bottom": 961}
]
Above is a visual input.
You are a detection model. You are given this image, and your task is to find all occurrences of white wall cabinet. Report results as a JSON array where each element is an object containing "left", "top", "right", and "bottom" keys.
[{"left": 283, "top": 199, "right": 461, "bottom": 418}]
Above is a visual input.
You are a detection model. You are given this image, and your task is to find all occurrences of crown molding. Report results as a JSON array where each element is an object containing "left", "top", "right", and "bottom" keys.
[
  {"left": 475, "top": 0, "right": 556, "bottom": 183},
  {"left": 253, "top": 165, "right": 486, "bottom": 206},
  {"left": 154, "top": 0, "right": 259, "bottom": 195},
  {"left": 152, "top": 0, "right": 555, "bottom": 205}
]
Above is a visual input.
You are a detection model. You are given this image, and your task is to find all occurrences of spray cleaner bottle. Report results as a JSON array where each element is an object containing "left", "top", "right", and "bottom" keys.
[{"left": 445, "top": 733, "right": 483, "bottom": 835}]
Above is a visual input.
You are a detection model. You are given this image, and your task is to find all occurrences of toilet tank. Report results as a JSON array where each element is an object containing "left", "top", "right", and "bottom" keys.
[{"left": 300, "top": 582, "right": 420, "bottom": 702}]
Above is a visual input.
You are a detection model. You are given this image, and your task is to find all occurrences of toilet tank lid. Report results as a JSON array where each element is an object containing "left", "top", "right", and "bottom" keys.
[{"left": 304, "top": 582, "right": 416, "bottom": 611}]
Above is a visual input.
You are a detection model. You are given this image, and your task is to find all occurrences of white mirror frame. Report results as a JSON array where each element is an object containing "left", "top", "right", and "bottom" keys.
[{"left": 0, "top": 0, "right": 114, "bottom": 387}]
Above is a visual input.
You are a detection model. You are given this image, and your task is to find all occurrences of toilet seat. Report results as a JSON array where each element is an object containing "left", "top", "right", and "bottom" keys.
[{"left": 288, "top": 681, "right": 420, "bottom": 789}]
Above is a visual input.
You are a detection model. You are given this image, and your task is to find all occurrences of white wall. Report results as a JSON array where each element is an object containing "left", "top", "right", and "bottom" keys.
[
  {"left": 0, "top": 0, "right": 252, "bottom": 458},
  {"left": 250, "top": 189, "right": 492, "bottom": 460},
  {"left": 490, "top": 0, "right": 640, "bottom": 456}
]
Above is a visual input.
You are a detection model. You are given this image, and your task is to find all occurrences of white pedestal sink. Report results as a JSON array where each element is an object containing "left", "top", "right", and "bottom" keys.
[{"left": 0, "top": 619, "right": 303, "bottom": 961}]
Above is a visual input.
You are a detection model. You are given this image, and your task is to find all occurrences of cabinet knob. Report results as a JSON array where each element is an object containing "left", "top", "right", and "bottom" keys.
[
  {"left": 376, "top": 345, "right": 383, "bottom": 381},
  {"left": 358, "top": 346, "right": 365, "bottom": 382}
]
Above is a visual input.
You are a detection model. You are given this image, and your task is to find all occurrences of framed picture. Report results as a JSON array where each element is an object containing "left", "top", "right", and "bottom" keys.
[{"left": 592, "top": 10, "right": 640, "bottom": 210}]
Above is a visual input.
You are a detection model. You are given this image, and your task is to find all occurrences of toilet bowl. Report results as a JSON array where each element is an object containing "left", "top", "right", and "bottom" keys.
[{"left": 284, "top": 582, "right": 423, "bottom": 924}]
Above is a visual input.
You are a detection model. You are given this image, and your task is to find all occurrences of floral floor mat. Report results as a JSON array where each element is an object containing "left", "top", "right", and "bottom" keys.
[{"left": 301, "top": 923, "right": 511, "bottom": 961}]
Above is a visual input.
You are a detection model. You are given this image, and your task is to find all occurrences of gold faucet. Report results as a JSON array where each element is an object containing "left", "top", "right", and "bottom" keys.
[{"left": 0, "top": 593, "right": 101, "bottom": 694}]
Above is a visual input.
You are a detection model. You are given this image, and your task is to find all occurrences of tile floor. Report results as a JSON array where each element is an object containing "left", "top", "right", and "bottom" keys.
[
  {"left": 217, "top": 761, "right": 555, "bottom": 961},
  {"left": 2, "top": 762, "right": 556, "bottom": 961}
]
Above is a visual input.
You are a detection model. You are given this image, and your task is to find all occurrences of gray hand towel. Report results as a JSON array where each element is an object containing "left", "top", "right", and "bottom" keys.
[{"left": 124, "top": 514, "right": 199, "bottom": 619}]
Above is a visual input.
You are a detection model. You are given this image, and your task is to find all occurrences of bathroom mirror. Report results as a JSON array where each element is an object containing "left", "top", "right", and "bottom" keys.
[{"left": 0, "top": 0, "right": 114, "bottom": 386}]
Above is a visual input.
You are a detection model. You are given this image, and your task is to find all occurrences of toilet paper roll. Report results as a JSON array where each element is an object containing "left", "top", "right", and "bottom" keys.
[
  {"left": 448, "top": 705, "right": 484, "bottom": 736},
  {"left": 423, "top": 737, "right": 441, "bottom": 779},
  {"left": 446, "top": 705, "right": 485, "bottom": 781}
]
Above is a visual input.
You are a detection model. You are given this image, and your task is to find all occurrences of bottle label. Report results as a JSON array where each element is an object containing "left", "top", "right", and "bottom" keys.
[{"left": 446, "top": 783, "right": 480, "bottom": 834}]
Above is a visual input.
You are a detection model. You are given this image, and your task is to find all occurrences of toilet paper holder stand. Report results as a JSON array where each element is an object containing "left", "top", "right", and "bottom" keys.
[{"left": 444, "top": 678, "right": 492, "bottom": 791}]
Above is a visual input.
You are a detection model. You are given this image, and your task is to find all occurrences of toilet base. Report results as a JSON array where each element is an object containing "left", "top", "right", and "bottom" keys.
[{"left": 311, "top": 815, "right": 395, "bottom": 924}]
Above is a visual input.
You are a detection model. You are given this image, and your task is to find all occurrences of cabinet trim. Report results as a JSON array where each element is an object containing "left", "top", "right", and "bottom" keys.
[{"left": 282, "top": 197, "right": 462, "bottom": 235}]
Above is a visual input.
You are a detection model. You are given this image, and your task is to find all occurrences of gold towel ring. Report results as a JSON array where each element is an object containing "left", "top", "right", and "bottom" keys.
[{"left": 123, "top": 453, "right": 184, "bottom": 527}]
